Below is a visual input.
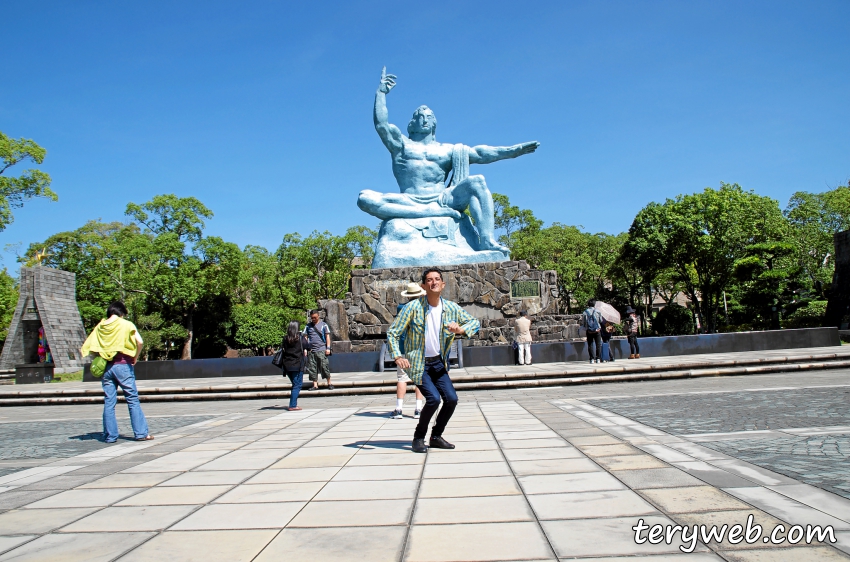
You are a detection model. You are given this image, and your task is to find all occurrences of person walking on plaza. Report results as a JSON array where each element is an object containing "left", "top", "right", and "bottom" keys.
[
  {"left": 390, "top": 283, "right": 426, "bottom": 420},
  {"left": 625, "top": 306, "right": 641, "bottom": 359},
  {"left": 600, "top": 320, "right": 614, "bottom": 362},
  {"left": 514, "top": 310, "right": 533, "bottom": 365},
  {"left": 80, "top": 300, "right": 152, "bottom": 443},
  {"left": 583, "top": 300, "right": 604, "bottom": 363},
  {"left": 387, "top": 268, "right": 480, "bottom": 454},
  {"left": 280, "top": 321, "right": 308, "bottom": 410},
  {"left": 304, "top": 310, "right": 333, "bottom": 390}
]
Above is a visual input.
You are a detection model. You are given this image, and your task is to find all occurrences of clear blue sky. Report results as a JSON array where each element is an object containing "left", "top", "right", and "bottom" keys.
[{"left": 2, "top": 1, "right": 848, "bottom": 271}]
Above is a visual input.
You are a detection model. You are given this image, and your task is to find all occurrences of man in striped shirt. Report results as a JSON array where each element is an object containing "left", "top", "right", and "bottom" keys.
[{"left": 387, "top": 268, "right": 480, "bottom": 453}]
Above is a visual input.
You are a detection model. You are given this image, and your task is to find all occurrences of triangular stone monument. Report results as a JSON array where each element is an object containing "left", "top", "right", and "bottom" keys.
[{"left": 0, "top": 267, "right": 88, "bottom": 374}]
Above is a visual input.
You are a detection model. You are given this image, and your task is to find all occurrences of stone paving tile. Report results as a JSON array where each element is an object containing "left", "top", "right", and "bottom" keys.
[
  {"left": 0, "top": 507, "right": 99, "bottom": 534},
  {"left": 669, "top": 461, "right": 757, "bottom": 488},
  {"left": 80, "top": 472, "right": 180, "bottom": 488},
  {"left": 170, "top": 501, "right": 305, "bottom": 530},
  {"left": 23, "top": 487, "right": 144, "bottom": 509},
  {"left": 422, "top": 461, "right": 511, "bottom": 479},
  {"left": 254, "top": 526, "right": 406, "bottom": 562},
  {"left": 673, "top": 509, "right": 789, "bottom": 551},
  {"left": 578, "top": 443, "right": 646, "bottom": 457},
  {"left": 288, "top": 498, "right": 413, "bottom": 527},
  {"left": 501, "top": 446, "right": 584, "bottom": 461},
  {"left": 117, "top": 485, "right": 232, "bottom": 505},
  {"left": 59, "top": 505, "right": 197, "bottom": 532},
  {"left": 542, "top": 515, "right": 697, "bottom": 558},
  {"left": 594, "top": 454, "right": 669, "bottom": 471},
  {"left": 719, "top": 547, "right": 850, "bottom": 561},
  {"left": 612, "top": 467, "right": 720, "bottom": 490},
  {"left": 0, "top": 532, "right": 154, "bottom": 562},
  {"left": 158, "top": 469, "right": 256, "bottom": 486},
  {"left": 405, "top": 521, "right": 553, "bottom": 561},
  {"left": 528, "top": 490, "right": 659, "bottom": 520},
  {"left": 244, "top": 466, "right": 341, "bottom": 483},
  {"left": 214, "top": 482, "right": 323, "bottom": 503},
  {"left": 0, "top": 490, "right": 60, "bottom": 511},
  {"left": 723, "top": 486, "right": 850, "bottom": 531},
  {"left": 418, "top": 476, "right": 522, "bottom": 498},
  {"left": 314, "top": 479, "right": 418, "bottom": 501},
  {"left": 509, "top": 457, "right": 599, "bottom": 476},
  {"left": 0, "top": 537, "right": 35, "bottom": 557},
  {"left": 421, "top": 450, "right": 504, "bottom": 464},
  {"left": 518, "top": 472, "right": 626, "bottom": 495},
  {"left": 412, "top": 495, "right": 535, "bottom": 524},
  {"left": 639, "top": 486, "right": 752, "bottom": 513},
  {"left": 117, "top": 530, "right": 278, "bottom": 562}
]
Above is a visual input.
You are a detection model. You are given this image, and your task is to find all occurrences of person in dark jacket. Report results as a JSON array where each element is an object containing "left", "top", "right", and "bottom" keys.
[
  {"left": 280, "top": 321, "right": 308, "bottom": 410},
  {"left": 600, "top": 320, "right": 614, "bottom": 362}
]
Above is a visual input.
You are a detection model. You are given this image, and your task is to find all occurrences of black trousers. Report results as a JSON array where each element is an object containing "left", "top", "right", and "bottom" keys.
[
  {"left": 628, "top": 334, "right": 640, "bottom": 354},
  {"left": 414, "top": 358, "right": 458, "bottom": 440},
  {"left": 586, "top": 331, "right": 602, "bottom": 360}
]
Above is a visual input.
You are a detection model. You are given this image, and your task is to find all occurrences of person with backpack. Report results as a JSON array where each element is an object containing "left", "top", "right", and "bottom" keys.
[
  {"left": 304, "top": 310, "right": 333, "bottom": 390},
  {"left": 625, "top": 306, "right": 641, "bottom": 359},
  {"left": 582, "top": 300, "right": 604, "bottom": 364},
  {"left": 80, "top": 300, "right": 152, "bottom": 443},
  {"left": 279, "top": 321, "right": 308, "bottom": 410}
]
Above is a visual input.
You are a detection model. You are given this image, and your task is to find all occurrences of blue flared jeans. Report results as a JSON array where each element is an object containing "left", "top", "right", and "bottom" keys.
[
  {"left": 102, "top": 362, "right": 149, "bottom": 442},
  {"left": 285, "top": 369, "right": 303, "bottom": 408}
]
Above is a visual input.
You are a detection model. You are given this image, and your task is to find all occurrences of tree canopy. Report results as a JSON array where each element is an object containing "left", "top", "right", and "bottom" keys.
[{"left": 0, "top": 132, "right": 57, "bottom": 232}]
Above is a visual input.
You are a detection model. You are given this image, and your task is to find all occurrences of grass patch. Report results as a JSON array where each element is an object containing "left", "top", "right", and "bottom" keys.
[{"left": 51, "top": 370, "right": 83, "bottom": 383}]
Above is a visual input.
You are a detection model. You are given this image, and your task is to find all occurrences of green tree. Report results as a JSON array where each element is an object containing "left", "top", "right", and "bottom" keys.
[
  {"left": 733, "top": 241, "right": 804, "bottom": 329},
  {"left": 232, "top": 303, "right": 288, "bottom": 354},
  {"left": 0, "top": 132, "right": 57, "bottom": 232},
  {"left": 625, "top": 183, "right": 787, "bottom": 333},
  {"left": 492, "top": 193, "right": 542, "bottom": 248},
  {"left": 0, "top": 269, "right": 18, "bottom": 344},
  {"left": 784, "top": 185, "right": 850, "bottom": 296}
]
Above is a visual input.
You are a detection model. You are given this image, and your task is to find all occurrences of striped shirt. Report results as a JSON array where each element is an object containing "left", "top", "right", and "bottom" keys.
[{"left": 386, "top": 296, "right": 480, "bottom": 385}]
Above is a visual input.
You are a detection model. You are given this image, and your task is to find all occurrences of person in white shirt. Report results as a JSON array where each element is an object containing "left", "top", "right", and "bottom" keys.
[{"left": 514, "top": 310, "right": 533, "bottom": 365}]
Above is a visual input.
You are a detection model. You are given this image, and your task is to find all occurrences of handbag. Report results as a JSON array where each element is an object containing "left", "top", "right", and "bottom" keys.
[{"left": 271, "top": 340, "right": 285, "bottom": 369}]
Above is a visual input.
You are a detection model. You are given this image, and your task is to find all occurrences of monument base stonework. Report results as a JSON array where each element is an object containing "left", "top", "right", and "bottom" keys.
[
  {"left": 372, "top": 216, "right": 509, "bottom": 269},
  {"left": 319, "top": 260, "right": 582, "bottom": 353}
]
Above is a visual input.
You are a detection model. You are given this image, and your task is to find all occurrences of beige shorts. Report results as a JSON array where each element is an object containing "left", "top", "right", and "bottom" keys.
[{"left": 396, "top": 367, "right": 412, "bottom": 384}]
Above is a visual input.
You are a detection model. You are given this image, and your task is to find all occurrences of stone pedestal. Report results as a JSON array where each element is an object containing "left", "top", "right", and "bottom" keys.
[
  {"left": 0, "top": 267, "right": 88, "bottom": 374},
  {"left": 15, "top": 363, "right": 54, "bottom": 384},
  {"left": 319, "top": 260, "right": 581, "bottom": 353}
]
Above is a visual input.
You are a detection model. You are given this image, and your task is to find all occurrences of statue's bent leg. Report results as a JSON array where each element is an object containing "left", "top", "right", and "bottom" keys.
[
  {"left": 445, "top": 175, "right": 507, "bottom": 252},
  {"left": 357, "top": 190, "right": 461, "bottom": 221}
]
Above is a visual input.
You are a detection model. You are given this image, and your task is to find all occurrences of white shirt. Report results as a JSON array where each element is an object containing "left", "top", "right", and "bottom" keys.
[{"left": 424, "top": 300, "right": 443, "bottom": 357}]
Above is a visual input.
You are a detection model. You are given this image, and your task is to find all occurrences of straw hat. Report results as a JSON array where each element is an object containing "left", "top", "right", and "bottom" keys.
[{"left": 400, "top": 282, "right": 426, "bottom": 298}]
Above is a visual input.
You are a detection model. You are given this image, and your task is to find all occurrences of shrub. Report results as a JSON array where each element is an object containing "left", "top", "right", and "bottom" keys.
[
  {"left": 782, "top": 300, "right": 828, "bottom": 329},
  {"left": 652, "top": 303, "right": 695, "bottom": 336}
]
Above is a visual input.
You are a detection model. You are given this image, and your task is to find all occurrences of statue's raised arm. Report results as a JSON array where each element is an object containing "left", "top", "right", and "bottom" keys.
[{"left": 374, "top": 67, "right": 403, "bottom": 154}]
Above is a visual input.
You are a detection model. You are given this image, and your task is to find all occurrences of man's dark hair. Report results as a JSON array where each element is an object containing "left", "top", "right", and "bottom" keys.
[
  {"left": 106, "top": 300, "right": 128, "bottom": 318},
  {"left": 586, "top": 299, "right": 595, "bottom": 308},
  {"left": 520, "top": 310, "right": 527, "bottom": 317},
  {"left": 421, "top": 267, "right": 443, "bottom": 284},
  {"left": 309, "top": 310, "right": 320, "bottom": 317}
]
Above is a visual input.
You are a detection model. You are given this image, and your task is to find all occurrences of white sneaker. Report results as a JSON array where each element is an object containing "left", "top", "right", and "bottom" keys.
[
  {"left": 390, "top": 409, "right": 403, "bottom": 419},
  {"left": 414, "top": 409, "right": 421, "bottom": 419}
]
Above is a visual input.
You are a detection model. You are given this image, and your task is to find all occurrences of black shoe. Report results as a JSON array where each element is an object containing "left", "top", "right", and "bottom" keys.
[
  {"left": 412, "top": 438, "right": 428, "bottom": 453},
  {"left": 429, "top": 436, "right": 455, "bottom": 449},
  {"left": 328, "top": 384, "right": 334, "bottom": 390}
]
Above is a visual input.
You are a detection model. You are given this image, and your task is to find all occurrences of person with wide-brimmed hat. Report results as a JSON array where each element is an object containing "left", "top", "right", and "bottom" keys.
[
  {"left": 624, "top": 306, "right": 641, "bottom": 359},
  {"left": 389, "top": 282, "right": 427, "bottom": 419}
]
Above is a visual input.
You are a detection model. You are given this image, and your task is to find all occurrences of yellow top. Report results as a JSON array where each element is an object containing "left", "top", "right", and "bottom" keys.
[{"left": 80, "top": 317, "right": 141, "bottom": 361}]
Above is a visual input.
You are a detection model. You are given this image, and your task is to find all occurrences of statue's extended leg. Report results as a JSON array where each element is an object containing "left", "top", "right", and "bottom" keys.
[
  {"left": 358, "top": 190, "right": 462, "bottom": 221},
  {"left": 445, "top": 175, "right": 508, "bottom": 253}
]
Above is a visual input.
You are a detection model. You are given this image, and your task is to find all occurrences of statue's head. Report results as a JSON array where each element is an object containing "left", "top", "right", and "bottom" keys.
[{"left": 407, "top": 105, "right": 437, "bottom": 138}]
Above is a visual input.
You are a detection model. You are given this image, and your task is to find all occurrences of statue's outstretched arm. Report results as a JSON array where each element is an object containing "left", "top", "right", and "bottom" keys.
[
  {"left": 374, "top": 67, "right": 403, "bottom": 154},
  {"left": 469, "top": 141, "right": 540, "bottom": 164}
]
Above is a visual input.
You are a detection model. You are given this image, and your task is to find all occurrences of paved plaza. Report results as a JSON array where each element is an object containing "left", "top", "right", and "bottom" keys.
[{"left": 0, "top": 367, "right": 849, "bottom": 560}]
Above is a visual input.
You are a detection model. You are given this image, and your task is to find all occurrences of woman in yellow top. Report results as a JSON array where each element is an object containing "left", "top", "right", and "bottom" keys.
[{"left": 81, "top": 301, "right": 152, "bottom": 443}]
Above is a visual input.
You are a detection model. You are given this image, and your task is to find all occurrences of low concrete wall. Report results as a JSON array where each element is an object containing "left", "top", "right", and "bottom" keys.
[
  {"left": 83, "top": 327, "right": 839, "bottom": 381},
  {"left": 463, "top": 327, "right": 840, "bottom": 367}
]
